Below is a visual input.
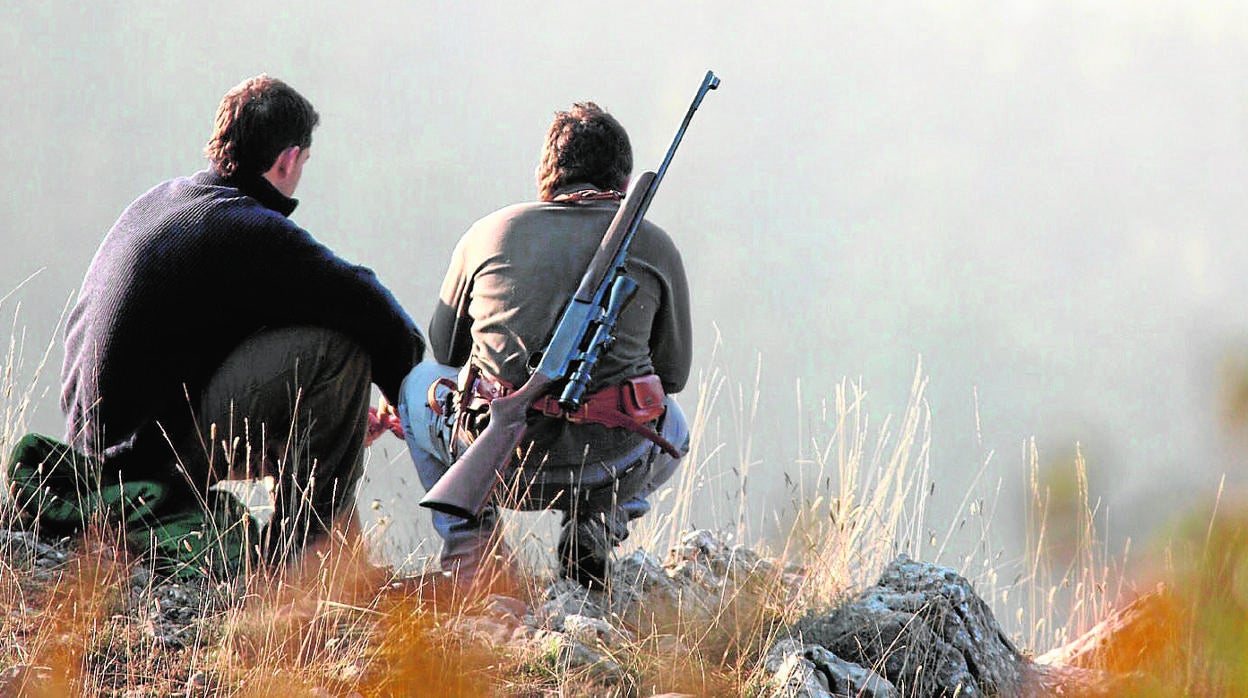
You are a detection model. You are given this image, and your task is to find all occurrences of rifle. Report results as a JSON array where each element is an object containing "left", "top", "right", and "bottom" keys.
[{"left": 420, "top": 70, "right": 720, "bottom": 520}]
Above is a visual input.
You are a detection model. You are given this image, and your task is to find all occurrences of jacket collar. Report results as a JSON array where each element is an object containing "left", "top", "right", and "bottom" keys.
[
  {"left": 548, "top": 182, "right": 624, "bottom": 202},
  {"left": 195, "top": 168, "right": 299, "bottom": 217}
]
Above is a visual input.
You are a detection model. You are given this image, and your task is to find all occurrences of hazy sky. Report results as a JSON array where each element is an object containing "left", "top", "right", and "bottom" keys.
[{"left": 5, "top": 1, "right": 1248, "bottom": 564}]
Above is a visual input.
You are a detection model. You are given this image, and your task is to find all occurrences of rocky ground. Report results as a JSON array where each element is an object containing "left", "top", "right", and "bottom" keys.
[{"left": 0, "top": 527, "right": 1112, "bottom": 697}]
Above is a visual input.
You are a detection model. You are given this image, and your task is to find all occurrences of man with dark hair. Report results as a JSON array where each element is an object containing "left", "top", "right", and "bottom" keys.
[
  {"left": 536, "top": 102, "right": 633, "bottom": 201},
  {"left": 49, "top": 74, "right": 422, "bottom": 572},
  {"left": 397, "top": 102, "right": 692, "bottom": 589}
]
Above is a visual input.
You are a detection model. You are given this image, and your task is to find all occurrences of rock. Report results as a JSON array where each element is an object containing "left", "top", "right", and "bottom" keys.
[
  {"left": 528, "top": 629, "right": 626, "bottom": 684},
  {"left": 462, "top": 615, "right": 517, "bottom": 645},
  {"left": 608, "top": 544, "right": 717, "bottom": 636},
  {"left": 610, "top": 549, "right": 683, "bottom": 607},
  {"left": 540, "top": 578, "right": 606, "bottom": 629},
  {"left": 765, "top": 638, "right": 897, "bottom": 698},
  {"left": 510, "top": 623, "right": 537, "bottom": 642},
  {"left": 802, "top": 646, "right": 898, "bottom": 698},
  {"left": 484, "top": 593, "right": 528, "bottom": 620},
  {"left": 769, "top": 651, "right": 834, "bottom": 697},
  {"left": 563, "top": 613, "right": 631, "bottom": 646},
  {"left": 608, "top": 529, "right": 791, "bottom": 664},
  {"left": 128, "top": 564, "right": 153, "bottom": 592},
  {"left": 668, "top": 529, "right": 725, "bottom": 564},
  {"left": 0, "top": 529, "right": 69, "bottom": 572},
  {"left": 783, "top": 555, "right": 1028, "bottom": 698},
  {"left": 465, "top": 593, "right": 525, "bottom": 644},
  {"left": 666, "top": 531, "right": 775, "bottom": 583},
  {"left": 144, "top": 581, "right": 210, "bottom": 648},
  {"left": 544, "top": 581, "right": 606, "bottom": 619}
]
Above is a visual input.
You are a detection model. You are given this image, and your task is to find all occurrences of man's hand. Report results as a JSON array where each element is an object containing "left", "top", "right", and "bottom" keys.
[{"left": 366, "top": 397, "right": 405, "bottom": 446}]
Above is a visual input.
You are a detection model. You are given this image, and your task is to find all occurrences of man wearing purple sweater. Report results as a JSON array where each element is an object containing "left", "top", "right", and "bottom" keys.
[{"left": 58, "top": 75, "right": 421, "bottom": 571}]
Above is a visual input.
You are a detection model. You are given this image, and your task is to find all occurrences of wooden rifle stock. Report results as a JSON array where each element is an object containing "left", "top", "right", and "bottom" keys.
[
  {"left": 419, "top": 373, "right": 554, "bottom": 520},
  {"left": 420, "top": 71, "right": 719, "bottom": 520}
]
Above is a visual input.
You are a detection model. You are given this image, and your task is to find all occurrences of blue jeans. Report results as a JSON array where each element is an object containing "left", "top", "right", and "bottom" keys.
[{"left": 397, "top": 359, "right": 689, "bottom": 578}]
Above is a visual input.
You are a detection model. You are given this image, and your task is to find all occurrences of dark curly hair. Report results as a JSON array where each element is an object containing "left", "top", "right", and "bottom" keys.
[
  {"left": 204, "top": 75, "right": 319, "bottom": 178},
  {"left": 536, "top": 102, "right": 632, "bottom": 201}
]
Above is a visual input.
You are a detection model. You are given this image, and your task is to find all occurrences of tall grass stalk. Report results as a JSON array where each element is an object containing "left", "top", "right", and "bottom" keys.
[
  {"left": 1, "top": 295, "right": 65, "bottom": 468},
  {"left": 1017, "top": 441, "right": 1120, "bottom": 656}
]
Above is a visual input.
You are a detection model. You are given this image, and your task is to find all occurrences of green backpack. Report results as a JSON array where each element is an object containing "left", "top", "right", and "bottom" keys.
[{"left": 5, "top": 433, "right": 257, "bottom": 580}]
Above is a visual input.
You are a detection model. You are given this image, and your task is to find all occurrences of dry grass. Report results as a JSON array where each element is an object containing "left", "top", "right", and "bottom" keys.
[{"left": 4, "top": 308, "right": 1248, "bottom": 696}]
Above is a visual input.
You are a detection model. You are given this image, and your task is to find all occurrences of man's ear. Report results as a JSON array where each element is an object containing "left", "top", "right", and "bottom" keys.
[
  {"left": 263, "top": 145, "right": 303, "bottom": 196},
  {"left": 273, "top": 146, "right": 301, "bottom": 177}
]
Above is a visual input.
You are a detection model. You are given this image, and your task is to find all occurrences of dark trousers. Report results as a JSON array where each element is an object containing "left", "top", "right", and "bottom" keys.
[{"left": 182, "top": 326, "right": 372, "bottom": 563}]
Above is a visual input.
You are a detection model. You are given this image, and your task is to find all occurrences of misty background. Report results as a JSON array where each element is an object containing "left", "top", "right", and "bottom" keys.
[{"left": 4, "top": 2, "right": 1248, "bottom": 576}]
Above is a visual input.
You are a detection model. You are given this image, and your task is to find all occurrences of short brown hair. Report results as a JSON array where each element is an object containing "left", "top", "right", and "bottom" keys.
[
  {"left": 204, "top": 75, "right": 319, "bottom": 178},
  {"left": 536, "top": 102, "right": 632, "bottom": 201}
]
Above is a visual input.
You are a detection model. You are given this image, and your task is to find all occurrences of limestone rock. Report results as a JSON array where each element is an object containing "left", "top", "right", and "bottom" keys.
[
  {"left": 462, "top": 614, "right": 517, "bottom": 645},
  {"left": 484, "top": 593, "right": 528, "bottom": 620},
  {"left": 768, "top": 651, "right": 834, "bottom": 698},
  {"left": 0, "top": 529, "right": 70, "bottom": 583},
  {"left": 765, "top": 638, "right": 898, "bottom": 698},
  {"left": 784, "top": 555, "right": 1028, "bottom": 698},
  {"left": 608, "top": 530, "right": 781, "bottom": 644},
  {"left": 540, "top": 577, "right": 605, "bottom": 630},
  {"left": 563, "top": 613, "right": 632, "bottom": 646},
  {"left": 528, "top": 629, "right": 626, "bottom": 684}
]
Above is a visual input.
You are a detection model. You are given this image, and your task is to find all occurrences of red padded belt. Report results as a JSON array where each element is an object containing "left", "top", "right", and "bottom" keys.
[{"left": 531, "top": 377, "right": 682, "bottom": 458}]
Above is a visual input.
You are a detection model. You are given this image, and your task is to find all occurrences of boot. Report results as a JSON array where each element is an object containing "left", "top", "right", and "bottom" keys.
[{"left": 557, "top": 514, "right": 613, "bottom": 590}]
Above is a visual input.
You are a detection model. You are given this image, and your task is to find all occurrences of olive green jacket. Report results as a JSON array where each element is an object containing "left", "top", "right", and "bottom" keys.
[{"left": 429, "top": 185, "right": 692, "bottom": 465}]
